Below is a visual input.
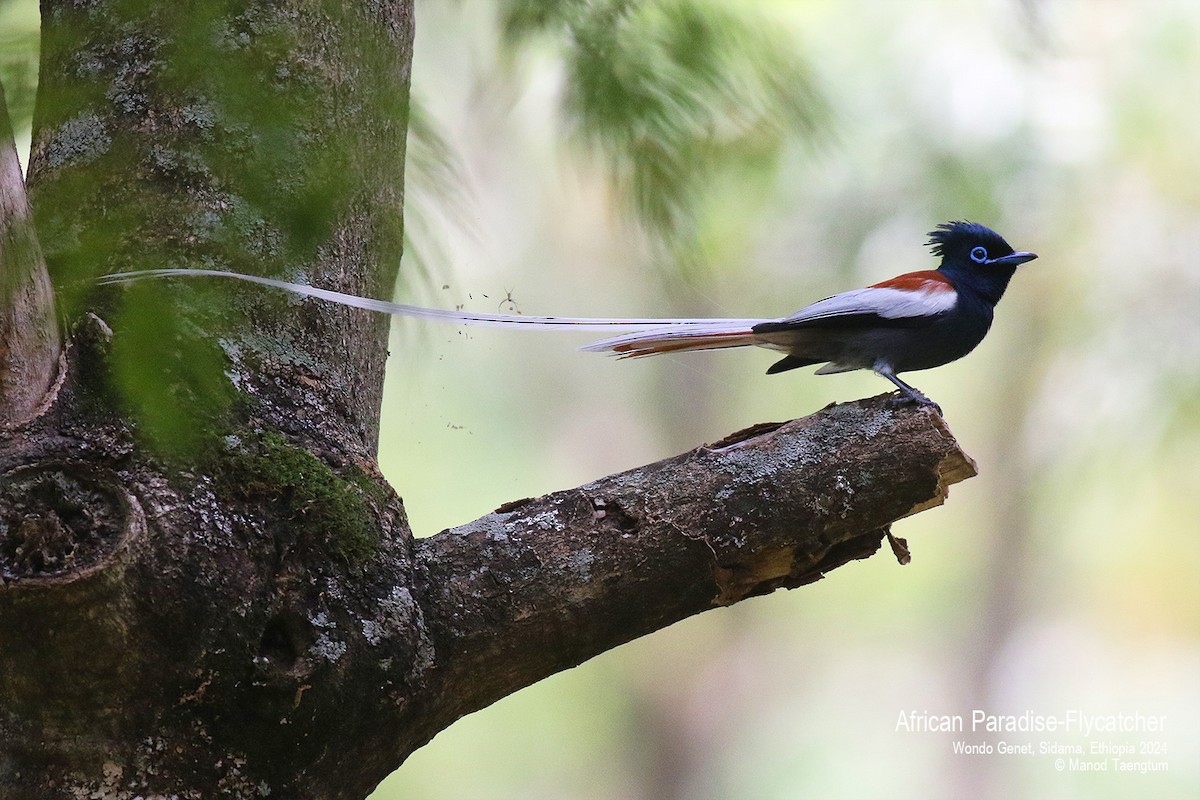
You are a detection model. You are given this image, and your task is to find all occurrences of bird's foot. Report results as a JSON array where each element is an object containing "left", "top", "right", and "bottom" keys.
[
  {"left": 875, "top": 368, "right": 943, "bottom": 415},
  {"left": 886, "top": 390, "right": 942, "bottom": 416}
]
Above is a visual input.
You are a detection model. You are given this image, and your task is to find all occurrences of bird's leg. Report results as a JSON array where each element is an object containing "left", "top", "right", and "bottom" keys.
[{"left": 875, "top": 365, "right": 942, "bottom": 415}]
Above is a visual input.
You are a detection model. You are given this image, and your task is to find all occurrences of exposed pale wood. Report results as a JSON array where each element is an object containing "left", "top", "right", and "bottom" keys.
[{"left": 0, "top": 84, "right": 58, "bottom": 426}]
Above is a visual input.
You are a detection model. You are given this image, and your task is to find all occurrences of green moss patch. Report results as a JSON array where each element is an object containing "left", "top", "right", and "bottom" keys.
[{"left": 214, "top": 432, "right": 381, "bottom": 564}]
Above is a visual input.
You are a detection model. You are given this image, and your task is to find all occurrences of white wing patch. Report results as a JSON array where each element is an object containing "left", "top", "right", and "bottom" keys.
[{"left": 778, "top": 285, "right": 956, "bottom": 325}]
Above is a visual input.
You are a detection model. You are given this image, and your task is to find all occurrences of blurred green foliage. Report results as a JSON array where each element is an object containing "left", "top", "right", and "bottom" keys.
[
  {"left": 0, "top": 1, "right": 37, "bottom": 134},
  {"left": 106, "top": 280, "right": 235, "bottom": 457},
  {"left": 402, "top": 98, "right": 472, "bottom": 290},
  {"left": 0, "top": 32, "right": 36, "bottom": 135},
  {"left": 501, "top": 0, "right": 826, "bottom": 246}
]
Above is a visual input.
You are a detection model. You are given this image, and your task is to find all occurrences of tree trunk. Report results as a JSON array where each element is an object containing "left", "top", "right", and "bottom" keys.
[
  {"left": 0, "top": 83, "right": 59, "bottom": 427},
  {"left": 0, "top": 3, "right": 977, "bottom": 797}
]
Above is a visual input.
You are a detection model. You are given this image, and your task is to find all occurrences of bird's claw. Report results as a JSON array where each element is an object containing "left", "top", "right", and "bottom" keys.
[{"left": 886, "top": 391, "right": 943, "bottom": 416}]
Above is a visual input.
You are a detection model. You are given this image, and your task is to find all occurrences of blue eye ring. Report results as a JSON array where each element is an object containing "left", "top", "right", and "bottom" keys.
[{"left": 969, "top": 246, "right": 988, "bottom": 263}]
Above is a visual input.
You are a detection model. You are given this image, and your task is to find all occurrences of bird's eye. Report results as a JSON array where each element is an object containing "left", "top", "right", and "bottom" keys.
[{"left": 969, "top": 246, "right": 988, "bottom": 263}]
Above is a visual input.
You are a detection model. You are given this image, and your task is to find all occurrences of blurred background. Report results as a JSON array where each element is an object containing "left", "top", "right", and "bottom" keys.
[
  {"left": 378, "top": 1, "right": 1200, "bottom": 797},
  {"left": 5, "top": 0, "right": 1198, "bottom": 797}
]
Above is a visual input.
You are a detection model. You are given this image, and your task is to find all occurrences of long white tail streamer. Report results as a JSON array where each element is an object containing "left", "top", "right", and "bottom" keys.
[{"left": 98, "top": 268, "right": 772, "bottom": 337}]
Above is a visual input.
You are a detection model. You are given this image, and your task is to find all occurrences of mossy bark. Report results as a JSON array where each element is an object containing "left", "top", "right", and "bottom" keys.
[{"left": 28, "top": 0, "right": 411, "bottom": 454}]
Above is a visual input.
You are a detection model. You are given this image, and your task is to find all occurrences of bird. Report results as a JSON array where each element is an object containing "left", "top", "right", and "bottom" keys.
[
  {"left": 581, "top": 221, "right": 1037, "bottom": 411},
  {"left": 97, "top": 221, "right": 1035, "bottom": 412}
]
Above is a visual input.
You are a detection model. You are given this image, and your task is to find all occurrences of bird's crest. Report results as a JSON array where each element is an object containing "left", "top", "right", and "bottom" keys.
[{"left": 926, "top": 220, "right": 1012, "bottom": 259}]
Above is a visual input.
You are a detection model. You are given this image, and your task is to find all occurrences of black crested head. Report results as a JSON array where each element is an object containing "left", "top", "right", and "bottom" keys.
[
  {"left": 928, "top": 221, "right": 1036, "bottom": 305},
  {"left": 927, "top": 221, "right": 1015, "bottom": 262}
]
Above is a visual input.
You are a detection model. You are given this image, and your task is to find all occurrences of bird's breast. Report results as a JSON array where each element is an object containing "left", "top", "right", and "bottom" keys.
[{"left": 886, "top": 306, "right": 993, "bottom": 372}]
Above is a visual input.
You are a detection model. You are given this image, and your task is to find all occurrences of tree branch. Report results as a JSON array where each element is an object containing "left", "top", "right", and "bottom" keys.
[
  {"left": 410, "top": 395, "right": 976, "bottom": 740},
  {"left": 0, "top": 82, "right": 59, "bottom": 427}
]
